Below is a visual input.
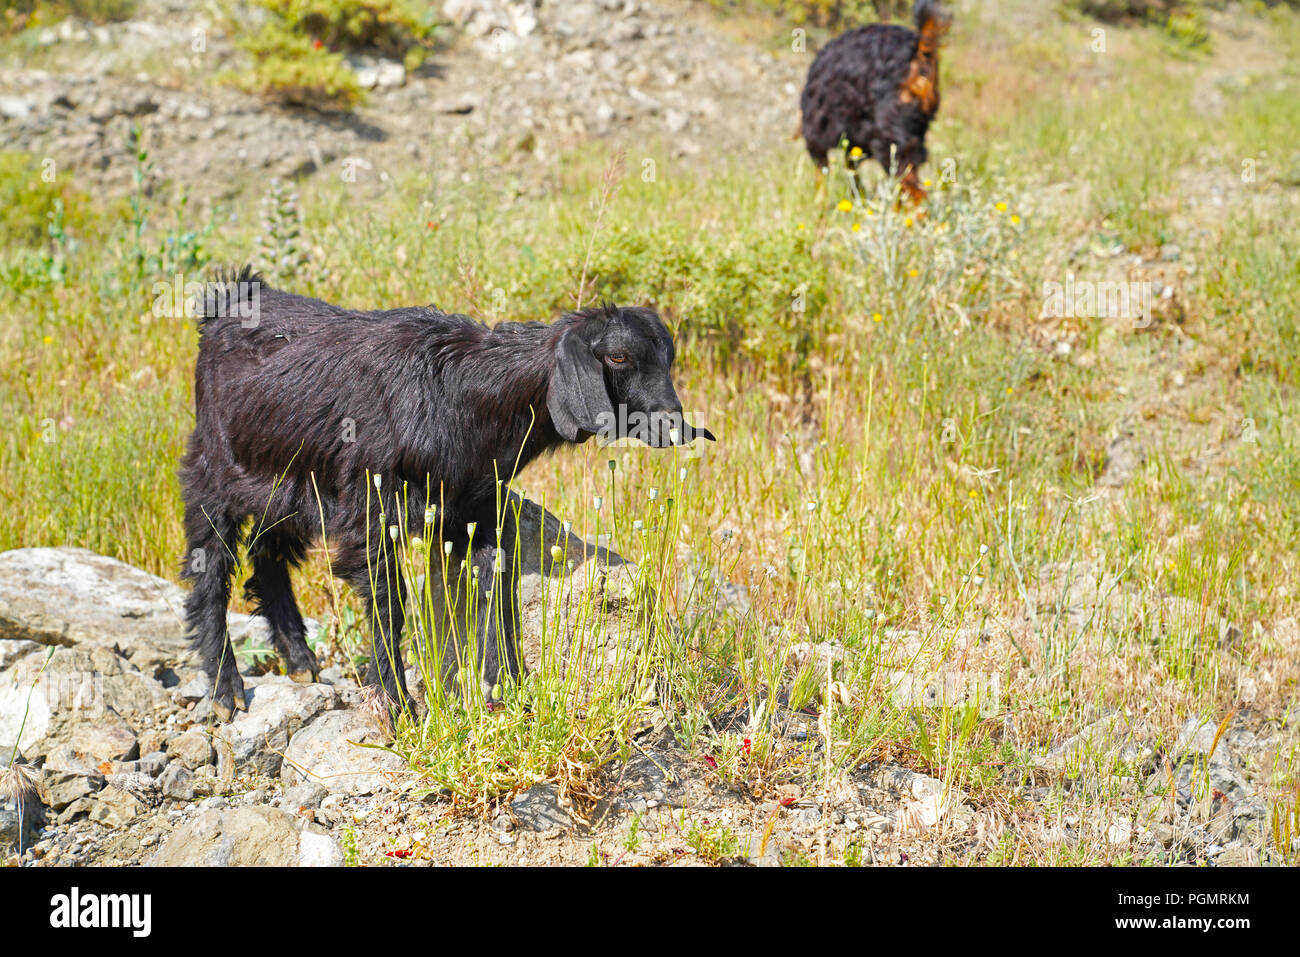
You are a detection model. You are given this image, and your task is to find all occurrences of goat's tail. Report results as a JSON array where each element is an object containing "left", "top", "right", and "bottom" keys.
[
  {"left": 196, "top": 264, "right": 267, "bottom": 331},
  {"left": 913, "top": 0, "right": 951, "bottom": 57},
  {"left": 903, "top": 0, "right": 950, "bottom": 112}
]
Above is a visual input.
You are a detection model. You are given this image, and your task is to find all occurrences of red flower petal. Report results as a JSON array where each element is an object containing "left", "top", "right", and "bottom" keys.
[{"left": 703, "top": 755, "right": 717, "bottom": 769}]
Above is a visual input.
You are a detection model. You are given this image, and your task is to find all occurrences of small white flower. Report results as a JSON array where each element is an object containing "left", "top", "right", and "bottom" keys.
[
  {"left": 669, "top": 427, "right": 680, "bottom": 445},
  {"left": 633, "top": 519, "right": 644, "bottom": 531},
  {"left": 593, "top": 496, "right": 603, "bottom": 511},
  {"left": 979, "top": 543, "right": 990, "bottom": 556},
  {"left": 679, "top": 467, "right": 688, "bottom": 482},
  {"left": 424, "top": 507, "right": 436, "bottom": 526},
  {"left": 806, "top": 501, "right": 818, "bottom": 512},
  {"left": 648, "top": 487, "right": 659, "bottom": 500},
  {"left": 373, "top": 473, "right": 382, "bottom": 491},
  {"left": 388, "top": 525, "right": 399, "bottom": 542},
  {"left": 973, "top": 575, "right": 985, "bottom": 585},
  {"left": 467, "top": 522, "right": 477, "bottom": 537},
  {"left": 444, "top": 541, "right": 454, "bottom": 557},
  {"left": 864, "top": 609, "right": 876, "bottom": 620},
  {"left": 562, "top": 520, "right": 572, "bottom": 536}
]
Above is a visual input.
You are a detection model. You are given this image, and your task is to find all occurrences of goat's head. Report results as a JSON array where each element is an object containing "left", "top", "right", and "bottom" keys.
[{"left": 548, "top": 305, "right": 716, "bottom": 448}]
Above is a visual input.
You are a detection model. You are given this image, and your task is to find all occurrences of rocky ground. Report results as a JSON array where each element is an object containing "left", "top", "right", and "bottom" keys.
[
  {"left": 0, "top": 0, "right": 804, "bottom": 202},
  {"left": 1, "top": 540, "right": 1282, "bottom": 867},
  {"left": 2, "top": 1, "right": 1295, "bottom": 868}
]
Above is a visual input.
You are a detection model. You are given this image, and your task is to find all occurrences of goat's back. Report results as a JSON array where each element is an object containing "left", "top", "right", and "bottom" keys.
[{"left": 189, "top": 274, "right": 499, "bottom": 510}]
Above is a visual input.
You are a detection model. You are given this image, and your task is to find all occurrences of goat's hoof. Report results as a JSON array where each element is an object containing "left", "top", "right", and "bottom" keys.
[
  {"left": 233, "top": 689, "right": 248, "bottom": 712},
  {"left": 289, "top": 668, "right": 317, "bottom": 685},
  {"left": 213, "top": 698, "right": 234, "bottom": 723}
]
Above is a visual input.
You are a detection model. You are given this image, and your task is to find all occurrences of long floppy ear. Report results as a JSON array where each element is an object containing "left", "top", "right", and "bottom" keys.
[{"left": 548, "top": 328, "right": 614, "bottom": 442}]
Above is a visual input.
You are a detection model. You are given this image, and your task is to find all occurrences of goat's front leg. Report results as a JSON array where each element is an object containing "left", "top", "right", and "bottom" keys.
[
  {"left": 342, "top": 532, "right": 412, "bottom": 718},
  {"left": 469, "top": 534, "right": 523, "bottom": 702}
]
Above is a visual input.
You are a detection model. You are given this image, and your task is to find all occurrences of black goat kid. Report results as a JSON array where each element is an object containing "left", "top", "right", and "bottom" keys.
[{"left": 179, "top": 269, "right": 714, "bottom": 721}]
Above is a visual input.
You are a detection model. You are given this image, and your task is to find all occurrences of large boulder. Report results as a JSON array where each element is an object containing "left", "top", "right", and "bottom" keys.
[
  {"left": 148, "top": 805, "right": 342, "bottom": 866},
  {"left": 0, "top": 547, "right": 316, "bottom": 679},
  {"left": 0, "top": 548, "right": 193, "bottom": 673}
]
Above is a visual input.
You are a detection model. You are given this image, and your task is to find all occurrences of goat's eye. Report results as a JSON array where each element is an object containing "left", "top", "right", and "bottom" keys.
[{"left": 606, "top": 354, "right": 627, "bottom": 365}]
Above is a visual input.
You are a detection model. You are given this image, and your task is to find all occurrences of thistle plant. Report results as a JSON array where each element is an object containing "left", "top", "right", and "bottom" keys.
[{"left": 255, "top": 178, "right": 309, "bottom": 283}]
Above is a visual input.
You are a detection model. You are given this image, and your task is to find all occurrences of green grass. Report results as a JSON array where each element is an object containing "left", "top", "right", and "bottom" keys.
[{"left": 1, "top": 0, "right": 1298, "bottom": 863}]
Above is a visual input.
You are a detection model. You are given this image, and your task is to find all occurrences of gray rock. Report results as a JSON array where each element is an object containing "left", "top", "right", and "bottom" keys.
[
  {"left": 158, "top": 763, "right": 195, "bottom": 801},
  {"left": 167, "top": 729, "right": 215, "bottom": 770},
  {"left": 88, "top": 785, "right": 144, "bottom": 827},
  {"left": 282, "top": 780, "right": 328, "bottom": 810},
  {"left": 42, "top": 745, "right": 101, "bottom": 776},
  {"left": 216, "top": 676, "right": 338, "bottom": 778},
  {"left": 1036, "top": 710, "right": 1151, "bottom": 771},
  {"left": 111, "top": 750, "right": 168, "bottom": 777},
  {"left": 174, "top": 676, "right": 210, "bottom": 704},
  {"left": 0, "top": 548, "right": 311, "bottom": 680},
  {"left": 510, "top": 783, "right": 570, "bottom": 831},
  {"left": 0, "top": 95, "right": 35, "bottom": 120},
  {"left": 57, "top": 796, "right": 95, "bottom": 825},
  {"left": 0, "top": 639, "right": 39, "bottom": 670},
  {"left": 280, "top": 708, "right": 405, "bottom": 795},
  {"left": 37, "top": 767, "right": 105, "bottom": 810},
  {"left": 0, "top": 548, "right": 192, "bottom": 667},
  {"left": 60, "top": 710, "right": 139, "bottom": 765},
  {"left": 149, "top": 805, "right": 341, "bottom": 866}
]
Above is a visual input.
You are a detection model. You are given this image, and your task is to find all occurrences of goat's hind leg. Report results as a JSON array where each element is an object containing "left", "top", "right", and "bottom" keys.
[
  {"left": 181, "top": 503, "right": 245, "bottom": 721},
  {"left": 245, "top": 533, "right": 319, "bottom": 684}
]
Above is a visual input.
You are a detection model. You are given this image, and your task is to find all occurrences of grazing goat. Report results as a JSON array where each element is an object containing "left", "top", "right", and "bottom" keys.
[
  {"left": 800, "top": 0, "right": 951, "bottom": 203},
  {"left": 179, "top": 268, "right": 714, "bottom": 721}
]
